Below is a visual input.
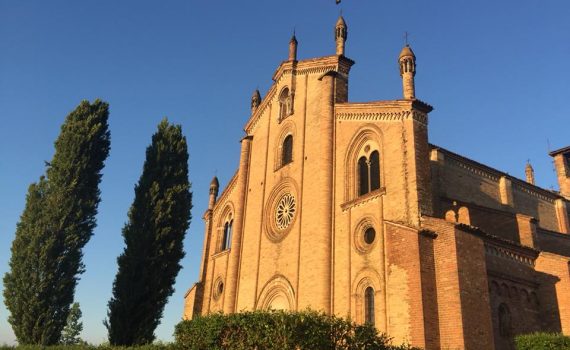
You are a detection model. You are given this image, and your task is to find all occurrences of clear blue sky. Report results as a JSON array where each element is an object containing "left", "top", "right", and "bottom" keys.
[{"left": 1, "top": 0, "right": 568, "bottom": 345}]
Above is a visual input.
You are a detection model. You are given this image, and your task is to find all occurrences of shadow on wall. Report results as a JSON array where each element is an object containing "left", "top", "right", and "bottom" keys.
[{"left": 488, "top": 272, "right": 561, "bottom": 350}]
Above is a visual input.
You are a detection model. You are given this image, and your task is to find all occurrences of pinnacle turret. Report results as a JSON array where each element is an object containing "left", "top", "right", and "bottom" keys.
[
  {"left": 251, "top": 89, "right": 261, "bottom": 114},
  {"left": 289, "top": 33, "right": 298, "bottom": 61},
  {"left": 335, "top": 16, "right": 347, "bottom": 56},
  {"left": 398, "top": 44, "right": 416, "bottom": 99}
]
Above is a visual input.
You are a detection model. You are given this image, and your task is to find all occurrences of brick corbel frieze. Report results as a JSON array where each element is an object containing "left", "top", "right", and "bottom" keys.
[{"left": 456, "top": 223, "right": 540, "bottom": 266}]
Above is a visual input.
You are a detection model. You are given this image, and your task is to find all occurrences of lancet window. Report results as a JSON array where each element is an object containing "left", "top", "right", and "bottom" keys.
[
  {"left": 278, "top": 87, "right": 293, "bottom": 122},
  {"left": 282, "top": 135, "right": 293, "bottom": 166},
  {"left": 364, "top": 286, "right": 375, "bottom": 325},
  {"left": 222, "top": 218, "right": 233, "bottom": 251}
]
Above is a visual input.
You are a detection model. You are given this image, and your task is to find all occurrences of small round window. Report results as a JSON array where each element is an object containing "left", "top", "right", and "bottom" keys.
[
  {"left": 354, "top": 220, "right": 378, "bottom": 254},
  {"left": 213, "top": 278, "right": 224, "bottom": 300},
  {"left": 364, "top": 227, "right": 376, "bottom": 244}
]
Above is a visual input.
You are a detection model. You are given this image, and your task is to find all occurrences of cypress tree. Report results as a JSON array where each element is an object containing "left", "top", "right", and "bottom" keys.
[
  {"left": 3, "top": 100, "right": 111, "bottom": 345},
  {"left": 105, "top": 119, "right": 192, "bottom": 345}
]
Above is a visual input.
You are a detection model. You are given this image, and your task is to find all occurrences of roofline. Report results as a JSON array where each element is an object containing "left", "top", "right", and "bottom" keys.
[
  {"left": 430, "top": 143, "right": 565, "bottom": 201},
  {"left": 549, "top": 145, "right": 570, "bottom": 157}
]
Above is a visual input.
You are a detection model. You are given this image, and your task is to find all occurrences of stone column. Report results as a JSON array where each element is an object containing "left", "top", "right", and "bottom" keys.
[{"left": 224, "top": 135, "right": 253, "bottom": 313}]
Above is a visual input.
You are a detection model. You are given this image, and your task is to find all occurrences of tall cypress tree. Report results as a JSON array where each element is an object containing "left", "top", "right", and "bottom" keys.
[
  {"left": 106, "top": 119, "right": 192, "bottom": 345},
  {"left": 3, "top": 100, "right": 111, "bottom": 345}
]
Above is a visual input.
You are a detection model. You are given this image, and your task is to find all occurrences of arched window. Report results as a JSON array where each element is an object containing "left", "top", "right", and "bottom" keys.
[
  {"left": 358, "top": 151, "right": 381, "bottom": 196},
  {"left": 222, "top": 219, "right": 233, "bottom": 250},
  {"left": 279, "top": 88, "right": 292, "bottom": 121},
  {"left": 282, "top": 135, "right": 293, "bottom": 166},
  {"left": 364, "top": 287, "right": 375, "bottom": 325},
  {"left": 498, "top": 303, "right": 511, "bottom": 337}
]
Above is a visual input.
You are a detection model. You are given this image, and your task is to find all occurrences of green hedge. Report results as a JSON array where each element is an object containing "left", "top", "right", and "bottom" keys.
[
  {"left": 175, "top": 310, "right": 420, "bottom": 350},
  {"left": 0, "top": 345, "right": 173, "bottom": 350},
  {"left": 515, "top": 332, "right": 570, "bottom": 350}
]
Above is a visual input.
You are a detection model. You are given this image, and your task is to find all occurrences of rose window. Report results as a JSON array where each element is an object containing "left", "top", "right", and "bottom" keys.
[{"left": 275, "top": 193, "right": 296, "bottom": 230}]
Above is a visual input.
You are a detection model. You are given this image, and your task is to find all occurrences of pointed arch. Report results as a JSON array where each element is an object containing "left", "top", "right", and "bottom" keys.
[
  {"left": 256, "top": 274, "right": 296, "bottom": 311},
  {"left": 344, "top": 125, "right": 384, "bottom": 201},
  {"left": 216, "top": 203, "right": 235, "bottom": 252}
]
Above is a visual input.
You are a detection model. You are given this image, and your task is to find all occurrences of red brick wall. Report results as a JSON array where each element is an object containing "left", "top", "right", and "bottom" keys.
[{"left": 423, "top": 217, "right": 495, "bottom": 350}]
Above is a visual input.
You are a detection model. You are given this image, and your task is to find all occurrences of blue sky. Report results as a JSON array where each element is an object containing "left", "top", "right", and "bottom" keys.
[{"left": 0, "top": 0, "right": 568, "bottom": 345}]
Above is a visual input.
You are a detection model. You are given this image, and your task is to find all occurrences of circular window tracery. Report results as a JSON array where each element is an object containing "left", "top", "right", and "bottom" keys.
[
  {"left": 265, "top": 180, "right": 299, "bottom": 243},
  {"left": 275, "top": 193, "right": 296, "bottom": 230}
]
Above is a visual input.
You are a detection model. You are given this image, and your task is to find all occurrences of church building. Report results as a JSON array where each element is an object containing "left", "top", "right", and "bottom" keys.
[{"left": 184, "top": 16, "right": 570, "bottom": 350}]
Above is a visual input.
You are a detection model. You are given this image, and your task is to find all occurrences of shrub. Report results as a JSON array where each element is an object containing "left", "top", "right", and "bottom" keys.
[
  {"left": 515, "top": 332, "right": 570, "bottom": 350},
  {"left": 175, "top": 309, "right": 421, "bottom": 350}
]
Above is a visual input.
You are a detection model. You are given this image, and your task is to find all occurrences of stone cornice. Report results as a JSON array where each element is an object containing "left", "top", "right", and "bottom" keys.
[
  {"left": 272, "top": 55, "right": 354, "bottom": 83},
  {"left": 212, "top": 171, "right": 238, "bottom": 213},
  {"left": 335, "top": 100, "right": 430, "bottom": 125}
]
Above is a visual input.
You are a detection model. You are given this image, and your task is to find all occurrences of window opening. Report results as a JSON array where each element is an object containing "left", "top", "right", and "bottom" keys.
[
  {"left": 282, "top": 135, "right": 293, "bottom": 166},
  {"left": 358, "top": 156, "right": 369, "bottom": 196},
  {"left": 364, "top": 287, "right": 375, "bottom": 325},
  {"left": 358, "top": 150, "right": 381, "bottom": 196},
  {"left": 369, "top": 151, "right": 380, "bottom": 191},
  {"left": 364, "top": 227, "right": 376, "bottom": 245},
  {"left": 498, "top": 303, "right": 511, "bottom": 337},
  {"left": 222, "top": 220, "right": 233, "bottom": 250}
]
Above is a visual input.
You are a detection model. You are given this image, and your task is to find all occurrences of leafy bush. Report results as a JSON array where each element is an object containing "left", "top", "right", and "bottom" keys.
[
  {"left": 175, "top": 309, "right": 421, "bottom": 350},
  {"left": 0, "top": 345, "right": 175, "bottom": 350},
  {"left": 515, "top": 332, "right": 570, "bottom": 350}
]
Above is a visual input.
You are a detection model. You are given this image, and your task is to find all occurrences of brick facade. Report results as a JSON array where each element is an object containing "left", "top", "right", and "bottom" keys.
[{"left": 184, "top": 17, "right": 570, "bottom": 350}]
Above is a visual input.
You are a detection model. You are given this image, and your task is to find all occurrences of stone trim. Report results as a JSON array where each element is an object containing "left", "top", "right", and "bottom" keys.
[
  {"left": 211, "top": 249, "right": 230, "bottom": 260},
  {"left": 212, "top": 171, "right": 238, "bottom": 213},
  {"left": 341, "top": 187, "right": 385, "bottom": 212},
  {"left": 485, "top": 243, "right": 535, "bottom": 267}
]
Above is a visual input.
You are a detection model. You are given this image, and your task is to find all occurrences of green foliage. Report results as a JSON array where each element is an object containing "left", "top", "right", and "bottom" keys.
[
  {"left": 175, "top": 309, "right": 422, "bottom": 350},
  {"left": 3, "top": 100, "right": 111, "bottom": 345},
  {"left": 0, "top": 345, "right": 174, "bottom": 350},
  {"left": 105, "top": 119, "right": 192, "bottom": 346},
  {"left": 61, "top": 303, "right": 84, "bottom": 345},
  {"left": 515, "top": 332, "right": 570, "bottom": 350}
]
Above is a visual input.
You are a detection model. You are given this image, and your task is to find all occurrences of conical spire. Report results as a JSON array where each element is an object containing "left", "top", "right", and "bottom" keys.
[
  {"left": 335, "top": 16, "right": 347, "bottom": 56},
  {"left": 289, "top": 33, "right": 298, "bottom": 61},
  {"left": 251, "top": 89, "right": 261, "bottom": 114}
]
